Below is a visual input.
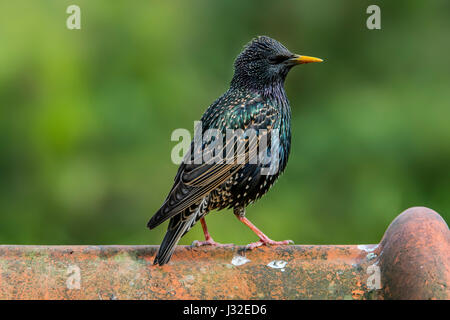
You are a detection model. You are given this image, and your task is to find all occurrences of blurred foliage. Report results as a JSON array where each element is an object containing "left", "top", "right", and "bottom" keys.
[{"left": 0, "top": 0, "right": 448, "bottom": 246}]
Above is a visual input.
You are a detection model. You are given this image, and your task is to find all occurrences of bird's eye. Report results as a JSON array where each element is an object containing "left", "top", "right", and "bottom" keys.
[{"left": 268, "top": 55, "right": 288, "bottom": 64}]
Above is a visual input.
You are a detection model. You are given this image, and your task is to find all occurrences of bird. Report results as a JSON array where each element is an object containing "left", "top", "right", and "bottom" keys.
[{"left": 148, "top": 36, "right": 323, "bottom": 265}]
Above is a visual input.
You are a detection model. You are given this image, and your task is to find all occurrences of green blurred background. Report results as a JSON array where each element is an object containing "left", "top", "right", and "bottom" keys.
[{"left": 0, "top": 1, "right": 448, "bottom": 246}]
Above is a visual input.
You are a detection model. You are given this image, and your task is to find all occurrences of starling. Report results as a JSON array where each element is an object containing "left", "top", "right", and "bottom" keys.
[{"left": 148, "top": 36, "right": 323, "bottom": 265}]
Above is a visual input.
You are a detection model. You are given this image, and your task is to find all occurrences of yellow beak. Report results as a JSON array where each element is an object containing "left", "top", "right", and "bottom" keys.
[{"left": 290, "top": 55, "right": 324, "bottom": 64}]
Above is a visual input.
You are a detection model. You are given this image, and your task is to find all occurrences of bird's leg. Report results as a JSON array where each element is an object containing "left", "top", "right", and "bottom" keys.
[
  {"left": 234, "top": 207, "right": 294, "bottom": 249},
  {"left": 191, "top": 218, "right": 234, "bottom": 247}
]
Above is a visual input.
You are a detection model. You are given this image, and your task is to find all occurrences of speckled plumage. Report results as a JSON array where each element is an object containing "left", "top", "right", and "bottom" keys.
[{"left": 148, "top": 36, "right": 322, "bottom": 265}]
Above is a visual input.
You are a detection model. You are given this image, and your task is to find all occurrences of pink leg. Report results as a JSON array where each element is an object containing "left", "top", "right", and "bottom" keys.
[
  {"left": 191, "top": 218, "right": 234, "bottom": 247},
  {"left": 236, "top": 215, "right": 294, "bottom": 249}
]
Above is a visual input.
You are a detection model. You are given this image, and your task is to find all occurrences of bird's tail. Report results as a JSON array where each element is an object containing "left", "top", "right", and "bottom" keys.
[{"left": 153, "top": 208, "right": 198, "bottom": 266}]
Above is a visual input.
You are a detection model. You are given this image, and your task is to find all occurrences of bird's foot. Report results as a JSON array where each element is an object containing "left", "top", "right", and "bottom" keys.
[
  {"left": 191, "top": 238, "right": 234, "bottom": 247},
  {"left": 245, "top": 238, "right": 294, "bottom": 250}
]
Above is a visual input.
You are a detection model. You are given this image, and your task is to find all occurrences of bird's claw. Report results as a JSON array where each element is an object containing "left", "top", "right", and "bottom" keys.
[
  {"left": 245, "top": 239, "right": 294, "bottom": 250},
  {"left": 191, "top": 239, "right": 234, "bottom": 247}
]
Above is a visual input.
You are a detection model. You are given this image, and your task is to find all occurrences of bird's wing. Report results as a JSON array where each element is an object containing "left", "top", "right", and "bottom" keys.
[{"left": 147, "top": 94, "right": 279, "bottom": 229}]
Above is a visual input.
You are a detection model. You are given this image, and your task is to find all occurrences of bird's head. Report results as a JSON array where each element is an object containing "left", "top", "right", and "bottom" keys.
[{"left": 231, "top": 36, "right": 323, "bottom": 90}]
